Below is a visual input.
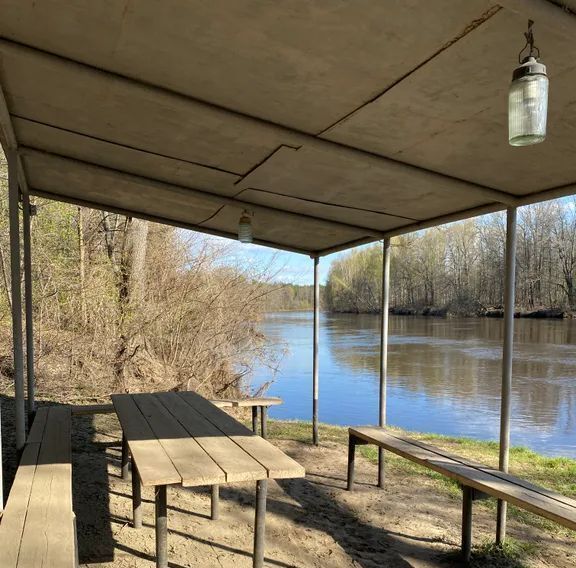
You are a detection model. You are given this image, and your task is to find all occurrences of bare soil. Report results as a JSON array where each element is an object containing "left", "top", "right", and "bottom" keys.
[{"left": 2, "top": 402, "right": 575, "bottom": 567}]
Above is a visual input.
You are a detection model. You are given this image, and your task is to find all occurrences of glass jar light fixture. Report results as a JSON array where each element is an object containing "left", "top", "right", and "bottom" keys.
[
  {"left": 509, "top": 20, "right": 549, "bottom": 147},
  {"left": 238, "top": 210, "right": 253, "bottom": 244}
]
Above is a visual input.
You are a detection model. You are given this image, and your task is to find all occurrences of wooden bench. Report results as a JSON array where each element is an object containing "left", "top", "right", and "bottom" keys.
[
  {"left": 209, "top": 397, "right": 282, "bottom": 439},
  {"left": 0, "top": 406, "right": 77, "bottom": 567},
  {"left": 347, "top": 427, "right": 576, "bottom": 562}
]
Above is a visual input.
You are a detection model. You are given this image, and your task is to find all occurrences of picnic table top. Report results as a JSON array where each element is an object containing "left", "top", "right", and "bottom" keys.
[{"left": 111, "top": 391, "right": 305, "bottom": 488}]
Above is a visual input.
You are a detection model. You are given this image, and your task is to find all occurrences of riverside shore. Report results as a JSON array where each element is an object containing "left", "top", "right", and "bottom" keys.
[{"left": 1, "top": 396, "right": 574, "bottom": 567}]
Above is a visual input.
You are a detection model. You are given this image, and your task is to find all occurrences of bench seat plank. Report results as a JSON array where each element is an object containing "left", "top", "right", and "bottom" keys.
[
  {"left": 388, "top": 431, "right": 576, "bottom": 512},
  {"left": 350, "top": 427, "right": 576, "bottom": 531},
  {"left": 220, "top": 397, "right": 283, "bottom": 408},
  {"left": 178, "top": 391, "right": 305, "bottom": 479},
  {"left": 17, "top": 407, "right": 75, "bottom": 567},
  {"left": 0, "top": 442, "right": 42, "bottom": 568},
  {"left": 112, "top": 394, "right": 181, "bottom": 487}
]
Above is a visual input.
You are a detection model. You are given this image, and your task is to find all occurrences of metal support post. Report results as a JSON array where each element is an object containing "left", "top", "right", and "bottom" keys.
[
  {"left": 347, "top": 435, "right": 356, "bottom": 491},
  {"left": 462, "top": 486, "right": 473, "bottom": 562},
  {"left": 253, "top": 479, "right": 268, "bottom": 568},
  {"left": 132, "top": 461, "right": 142, "bottom": 529},
  {"left": 260, "top": 406, "right": 268, "bottom": 439},
  {"left": 312, "top": 256, "right": 320, "bottom": 445},
  {"left": 121, "top": 433, "right": 130, "bottom": 480},
  {"left": 7, "top": 149, "right": 25, "bottom": 451},
  {"left": 211, "top": 484, "right": 220, "bottom": 520},
  {"left": 22, "top": 193, "right": 35, "bottom": 423},
  {"left": 251, "top": 406, "right": 258, "bottom": 434},
  {"left": 155, "top": 485, "right": 168, "bottom": 568},
  {"left": 378, "top": 238, "right": 391, "bottom": 488},
  {"left": 496, "top": 207, "right": 517, "bottom": 544}
]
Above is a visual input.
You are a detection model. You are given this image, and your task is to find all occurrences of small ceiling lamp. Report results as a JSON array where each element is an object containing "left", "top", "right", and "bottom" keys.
[
  {"left": 509, "top": 20, "right": 548, "bottom": 147},
  {"left": 238, "top": 210, "right": 253, "bottom": 244}
]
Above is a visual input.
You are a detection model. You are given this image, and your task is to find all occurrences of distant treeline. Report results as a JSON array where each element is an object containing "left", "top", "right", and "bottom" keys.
[
  {"left": 263, "top": 282, "right": 317, "bottom": 311},
  {"left": 325, "top": 200, "right": 576, "bottom": 316}
]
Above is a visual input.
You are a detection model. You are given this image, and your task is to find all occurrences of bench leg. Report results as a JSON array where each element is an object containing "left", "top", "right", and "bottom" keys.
[
  {"left": 252, "top": 406, "right": 259, "bottom": 434},
  {"left": 155, "top": 485, "right": 168, "bottom": 568},
  {"left": 377, "top": 447, "right": 385, "bottom": 488},
  {"left": 347, "top": 435, "right": 356, "bottom": 491},
  {"left": 260, "top": 406, "right": 268, "bottom": 439},
  {"left": 121, "top": 433, "right": 130, "bottom": 481},
  {"left": 253, "top": 479, "right": 268, "bottom": 568},
  {"left": 461, "top": 486, "right": 473, "bottom": 562},
  {"left": 211, "top": 484, "right": 220, "bottom": 520},
  {"left": 132, "top": 461, "right": 142, "bottom": 529}
]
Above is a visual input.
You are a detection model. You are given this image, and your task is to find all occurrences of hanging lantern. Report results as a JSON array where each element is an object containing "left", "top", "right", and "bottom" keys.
[
  {"left": 238, "top": 211, "right": 253, "bottom": 244},
  {"left": 509, "top": 20, "right": 548, "bottom": 147}
]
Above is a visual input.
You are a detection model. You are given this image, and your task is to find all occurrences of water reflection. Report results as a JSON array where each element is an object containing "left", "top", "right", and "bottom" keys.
[{"left": 252, "top": 312, "right": 576, "bottom": 458}]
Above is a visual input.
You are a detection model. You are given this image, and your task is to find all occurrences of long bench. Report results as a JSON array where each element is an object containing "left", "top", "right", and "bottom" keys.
[
  {"left": 347, "top": 427, "right": 576, "bottom": 562},
  {"left": 0, "top": 406, "right": 77, "bottom": 567}
]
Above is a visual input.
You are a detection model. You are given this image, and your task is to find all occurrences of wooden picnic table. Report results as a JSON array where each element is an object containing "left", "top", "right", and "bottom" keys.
[{"left": 111, "top": 391, "right": 305, "bottom": 568}]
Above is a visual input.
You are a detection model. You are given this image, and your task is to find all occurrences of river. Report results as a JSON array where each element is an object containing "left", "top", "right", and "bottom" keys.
[{"left": 251, "top": 312, "right": 576, "bottom": 458}]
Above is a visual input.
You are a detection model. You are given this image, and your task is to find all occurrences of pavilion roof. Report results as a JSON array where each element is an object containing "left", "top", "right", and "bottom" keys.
[{"left": 1, "top": 0, "right": 575, "bottom": 255}]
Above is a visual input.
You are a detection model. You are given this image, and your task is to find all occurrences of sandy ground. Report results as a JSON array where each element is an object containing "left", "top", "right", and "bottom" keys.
[{"left": 1, "top": 401, "right": 575, "bottom": 567}]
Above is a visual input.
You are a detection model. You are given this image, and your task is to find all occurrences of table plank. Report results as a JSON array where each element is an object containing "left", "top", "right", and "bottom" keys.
[
  {"left": 17, "top": 407, "right": 75, "bottom": 568},
  {"left": 111, "top": 394, "right": 180, "bottom": 487},
  {"left": 178, "top": 391, "right": 305, "bottom": 479},
  {"left": 131, "top": 393, "right": 226, "bottom": 486},
  {"left": 351, "top": 427, "right": 576, "bottom": 531},
  {"left": 158, "top": 392, "right": 267, "bottom": 484}
]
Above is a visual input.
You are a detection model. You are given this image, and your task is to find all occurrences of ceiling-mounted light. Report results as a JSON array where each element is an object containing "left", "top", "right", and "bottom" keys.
[
  {"left": 509, "top": 20, "right": 548, "bottom": 147},
  {"left": 238, "top": 210, "right": 253, "bottom": 244}
]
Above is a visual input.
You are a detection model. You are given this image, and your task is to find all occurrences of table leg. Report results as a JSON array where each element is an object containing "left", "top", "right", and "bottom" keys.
[
  {"left": 347, "top": 435, "right": 356, "bottom": 491},
  {"left": 251, "top": 406, "right": 259, "bottom": 434},
  {"left": 211, "top": 484, "right": 220, "bottom": 520},
  {"left": 132, "top": 461, "right": 142, "bottom": 529},
  {"left": 377, "top": 447, "right": 385, "bottom": 489},
  {"left": 260, "top": 406, "right": 268, "bottom": 439},
  {"left": 155, "top": 485, "right": 168, "bottom": 568},
  {"left": 462, "top": 486, "right": 473, "bottom": 562},
  {"left": 253, "top": 479, "right": 268, "bottom": 568},
  {"left": 121, "top": 433, "right": 130, "bottom": 480}
]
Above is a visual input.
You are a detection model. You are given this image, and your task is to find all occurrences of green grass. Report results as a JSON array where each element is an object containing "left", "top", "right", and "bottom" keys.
[{"left": 266, "top": 419, "right": 576, "bottom": 539}]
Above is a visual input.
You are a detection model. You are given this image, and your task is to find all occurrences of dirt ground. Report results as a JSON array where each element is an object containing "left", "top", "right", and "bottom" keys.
[{"left": 1, "top": 400, "right": 574, "bottom": 568}]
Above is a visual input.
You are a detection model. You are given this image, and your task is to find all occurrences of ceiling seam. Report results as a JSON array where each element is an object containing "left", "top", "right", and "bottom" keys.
[
  {"left": 234, "top": 186, "right": 421, "bottom": 222},
  {"left": 11, "top": 114, "right": 242, "bottom": 177},
  {"left": 28, "top": 186, "right": 313, "bottom": 256},
  {"left": 20, "top": 146, "right": 385, "bottom": 237},
  {"left": 316, "top": 4, "right": 503, "bottom": 137}
]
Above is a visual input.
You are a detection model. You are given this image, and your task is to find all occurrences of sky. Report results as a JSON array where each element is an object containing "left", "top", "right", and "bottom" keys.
[{"left": 189, "top": 234, "right": 356, "bottom": 285}]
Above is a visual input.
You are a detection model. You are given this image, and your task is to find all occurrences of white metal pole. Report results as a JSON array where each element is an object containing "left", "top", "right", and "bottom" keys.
[
  {"left": 312, "top": 256, "right": 320, "bottom": 445},
  {"left": 377, "top": 238, "right": 391, "bottom": 488},
  {"left": 496, "top": 206, "right": 517, "bottom": 543},
  {"left": 7, "top": 148, "right": 25, "bottom": 451},
  {"left": 22, "top": 193, "right": 35, "bottom": 422}
]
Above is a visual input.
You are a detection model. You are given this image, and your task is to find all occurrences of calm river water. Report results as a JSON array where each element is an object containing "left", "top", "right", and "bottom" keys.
[{"left": 251, "top": 312, "right": 576, "bottom": 458}]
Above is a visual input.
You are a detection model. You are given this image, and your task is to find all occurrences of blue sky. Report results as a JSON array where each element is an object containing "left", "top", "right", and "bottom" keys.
[{"left": 192, "top": 234, "right": 358, "bottom": 285}]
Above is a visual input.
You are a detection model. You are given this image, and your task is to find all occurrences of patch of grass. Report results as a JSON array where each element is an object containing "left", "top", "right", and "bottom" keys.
[
  {"left": 469, "top": 539, "right": 539, "bottom": 568},
  {"left": 267, "top": 419, "right": 576, "bottom": 536}
]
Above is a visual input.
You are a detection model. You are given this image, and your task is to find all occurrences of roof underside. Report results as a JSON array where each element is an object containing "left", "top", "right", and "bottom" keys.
[{"left": 1, "top": 0, "right": 576, "bottom": 256}]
